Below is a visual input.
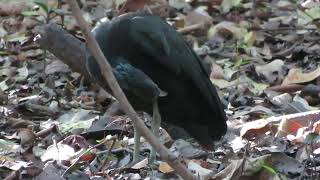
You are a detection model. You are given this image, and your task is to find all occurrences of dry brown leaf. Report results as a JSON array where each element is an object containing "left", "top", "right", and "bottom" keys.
[
  {"left": 282, "top": 67, "right": 320, "bottom": 85},
  {"left": 208, "top": 21, "right": 247, "bottom": 40},
  {"left": 210, "top": 62, "right": 224, "bottom": 79},
  {"left": 17, "top": 128, "right": 36, "bottom": 146},
  {"left": 313, "top": 121, "right": 320, "bottom": 134},
  {"left": 185, "top": 10, "right": 212, "bottom": 26},
  {"left": 240, "top": 119, "right": 272, "bottom": 140},
  {"left": 131, "top": 158, "right": 148, "bottom": 169},
  {"left": 239, "top": 110, "right": 320, "bottom": 140},
  {"left": 159, "top": 162, "right": 175, "bottom": 173},
  {"left": 276, "top": 117, "right": 290, "bottom": 138}
]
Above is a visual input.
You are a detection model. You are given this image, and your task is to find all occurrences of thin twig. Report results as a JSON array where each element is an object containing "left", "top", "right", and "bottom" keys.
[
  {"left": 63, "top": 135, "right": 117, "bottom": 176},
  {"left": 178, "top": 23, "right": 206, "bottom": 34},
  {"left": 65, "top": 1, "right": 197, "bottom": 179},
  {"left": 99, "top": 135, "right": 118, "bottom": 171},
  {"left": 250, "top": 27, "right": 317, "bottom": 32}
]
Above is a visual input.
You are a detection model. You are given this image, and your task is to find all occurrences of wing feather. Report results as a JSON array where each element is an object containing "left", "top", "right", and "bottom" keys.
[{"left": 128, "top": 14, "right": 227, "bottom": 123}]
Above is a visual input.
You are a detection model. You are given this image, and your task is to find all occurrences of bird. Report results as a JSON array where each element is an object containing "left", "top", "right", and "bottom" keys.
[{"left": 86, "top": 11, "right": 227, "bottom": 163}]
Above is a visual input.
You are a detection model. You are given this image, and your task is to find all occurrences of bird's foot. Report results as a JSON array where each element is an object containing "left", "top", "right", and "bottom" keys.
[{"left": 149, "top": 99, "right": 161, "bottom": 164}]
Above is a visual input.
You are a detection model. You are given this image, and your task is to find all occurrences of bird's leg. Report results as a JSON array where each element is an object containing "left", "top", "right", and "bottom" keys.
[
  {"left": 149, "top": 98, "right": 161, "bottom": 163},
  {"left": 132, "top": 123, "right": 141, "bottom": 164}
]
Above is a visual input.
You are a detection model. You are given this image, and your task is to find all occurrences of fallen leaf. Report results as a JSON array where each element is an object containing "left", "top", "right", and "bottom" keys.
[
  {"left": 188, "top": 160, "right": 213, "bottom": 180},
  {"left": 15, "top": 65, "right": 29, "bottom": 82},
  {"left": 255, "top": 59, "right": 285, "bottom": 84},
  {"left": 297, "top": 7, "right": 320, "bottom": 25},
  {"left": 212, "top": 159, "right": 243, "bottom": 179},
  {"left": 232, "top": 105, "right": 275, "bottom": 119},
  {"left": 54, "top": 108, "right": 99, "bottom": 133},
  {"left": 159, "top": 162, "right": 174, "bottom": 173},
  {"left": 265, "top": 152, "right": 304, "bottom": 177},
  {"left": 240, "top": 119, "right": 272, "bottom": 140},
  {"left": 185, "top": 10, "right": 212, "bottom": 27},
  {"left": 45, "top": 60, "right": 70, "bottom": 74},
  {"left": 290, "top": 95, "right": 318, "bottom": 112},
  {"left": 313, "top": 121, "right": 320, "bottom": 134},
  {"left": 34, "top": 162, "right": 65, "bottom": 180},
  {"left": 210, "top": 62, "right": 224, "bottom": 79},
  {"left": 41, "top": 143, "right": 75, "bottom": 162},
  {"left": 208, "top": 21, "right": 247, "bottom": 40},
  {"left": 282, "top": 67, "right": 320, "bottom": 85},
  {"left": 0, "top": 140, "right": 20, "bottom": 155},
  {"left": 17, "top": 128, "right": 36, "bottom": 146},
  {"left": 131, "top": 158, "right": 148, "bottom": 169},
  {"left": 220, "top": 0, "right": 242, "bottom": 13},
  {"left": 170, "top": 139, "right": 207, "bottom": 158},
  {"left": 0, "top": 156, "right": 30, "bottom": 171},
  {"left": 270, "top": 93, "right": 292, "bottom": 106}
]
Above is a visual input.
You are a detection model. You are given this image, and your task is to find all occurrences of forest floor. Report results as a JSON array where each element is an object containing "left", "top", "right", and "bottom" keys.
[{"left": 0, "top": 0, "right": 320, "bottom": 179}]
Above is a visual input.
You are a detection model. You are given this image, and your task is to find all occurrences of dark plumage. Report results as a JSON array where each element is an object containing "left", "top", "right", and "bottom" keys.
[{"left": 86, "top": 11, "right": 227, "bottom": 148}]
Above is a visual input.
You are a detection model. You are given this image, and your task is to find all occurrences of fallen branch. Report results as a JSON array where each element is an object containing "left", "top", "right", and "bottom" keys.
[
  {"left": 65, "top": 0, "right": 197, "bottom": 179},
  {"left": 178, "top": 22, "right": 207, "bottom": 34},
  {"left": 24, "top": 101, "right": 59, "bottom": 117},
  {"left": 34, "top": 23, "right": 92, "bottom": 80},
  {"left": 267, "top": 84, "right": 305, "bottom": 93}
]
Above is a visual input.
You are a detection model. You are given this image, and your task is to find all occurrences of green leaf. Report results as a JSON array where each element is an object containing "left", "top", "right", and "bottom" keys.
[
  {"left": 261, "top": 164, "right": 277, "bottom": 175},
  {"left": 297, "top": 7, "right": 320, "bottom": 25},
  {"left": 21, "top": 10, "right": 39, "bottom": 17},
  {"left": 233, "top": 58, "right": 250, "bottom": 69},
  {"left": 244, "top": 31, "right": 256, "bottom": 46},
  {"left": 305, "top": 132, "right": 319, "bottom": 145}
]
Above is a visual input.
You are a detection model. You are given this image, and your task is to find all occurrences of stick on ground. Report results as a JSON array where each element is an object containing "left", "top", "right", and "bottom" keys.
[{"left": 34, "top": 23, "right": 91, "bottom": 80}]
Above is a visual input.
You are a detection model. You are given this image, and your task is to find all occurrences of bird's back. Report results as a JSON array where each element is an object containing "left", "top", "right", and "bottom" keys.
[{"left": 87, "top": 12, "right": 227, "bottom": 147}]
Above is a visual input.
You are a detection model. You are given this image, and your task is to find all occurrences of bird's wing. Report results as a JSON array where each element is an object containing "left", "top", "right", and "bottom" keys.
[
  {"left": 128, "top": 14, "right": 227, "bottom": 122},
  {"left": 128, "top": 15, "right": 183, "bottom": 74},
  {"left": 128, "top": 14, "right": 210, "bottom": 80}
]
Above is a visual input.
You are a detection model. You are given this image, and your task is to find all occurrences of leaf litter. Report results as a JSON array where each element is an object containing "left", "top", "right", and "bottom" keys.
[{"left": 0, "top": 0, "right": 320, "bottom": 179}]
